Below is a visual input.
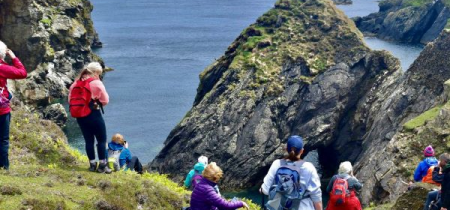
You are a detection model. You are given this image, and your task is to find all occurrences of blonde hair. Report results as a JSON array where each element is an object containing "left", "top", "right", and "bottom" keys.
[
  {"left": 202, "top": 162, "right": 223, "bottom": 183},
  {"left": 338, "top": 161, "right": 353, "bottom": 175},
  {"left": 76, "top": 62, "right": 103, "bottom": 80},
  {"left": 112, "top": 133, "right": 125, "bottom": 145},
  {"left": 0, "top": 41, "right": 7, "bottom": 60}
]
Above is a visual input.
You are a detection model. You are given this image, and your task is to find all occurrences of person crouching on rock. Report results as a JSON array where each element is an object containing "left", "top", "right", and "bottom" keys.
[
  {"left": 413, "top": 146, "right": 438, "bottom": 184},
  {"left": 325, "top": 161, "right": 363, "bottom": 210},
  {"left": 0, "top": 41, "right": 27, "bottom": 170},
  {"left": 107, "top": 133, "right": 143, "bottom": 174},
  {"left": 69, "top": 62, "right": 110, "bottom": 174},
  {"left": 190, "top": 162, "right": 249, "bottom": 210},
  {"left": 260, "top": 135, "right": 323, "bottom": 210},
  {"left": 184, "top": 155, "right": 208, "bottom": 190}
]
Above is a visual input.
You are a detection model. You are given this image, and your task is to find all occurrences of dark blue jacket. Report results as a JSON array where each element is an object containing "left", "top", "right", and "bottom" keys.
[
  {"left": 414, "top": 157, "right": 438, "bottom": 182},
  {"left": 108, "top": 142, "right": 132, "bottom": 168}
]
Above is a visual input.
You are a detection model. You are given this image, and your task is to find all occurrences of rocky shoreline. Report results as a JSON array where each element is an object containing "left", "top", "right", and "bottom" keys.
[{"left": 354, "top": 0, "right": 450, "bottom": 44}]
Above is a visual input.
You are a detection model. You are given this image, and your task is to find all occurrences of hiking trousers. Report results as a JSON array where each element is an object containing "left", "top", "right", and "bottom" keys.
[
  {"left": 0, "top": 113, "right": 10, "bottom": 169},
  {"left": 424, "top": 190, "right": 440, "bottom": 210},
  {"left": 128, "top": 156, "right": 143, "bottom": 174},
  {"left": 76, "top": 109, "right": 107, "bottom": 161}
]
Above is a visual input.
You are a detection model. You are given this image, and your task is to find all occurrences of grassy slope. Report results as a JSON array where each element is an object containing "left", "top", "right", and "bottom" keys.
[{"left": 0, "top": 106, "right": 258, "bottom": 210}]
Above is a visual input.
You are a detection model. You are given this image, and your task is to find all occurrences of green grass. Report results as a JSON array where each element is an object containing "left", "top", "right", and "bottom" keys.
[
  {"left": 403, "top": 105, "right": 442, "bottom": 131},
  {"left": 0, "top": 106, "right": 259, "bottom": 209},
  {"left": 40, "top": 18, "right": 52, "bottom": 26},
  {"left": 445, "top": 19, "right": 450, "bottom": 31}
]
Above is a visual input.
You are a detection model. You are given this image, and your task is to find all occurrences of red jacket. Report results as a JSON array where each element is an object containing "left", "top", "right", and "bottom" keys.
[{"left": 0, "top": 57, "right": 27, "bottom": 115}]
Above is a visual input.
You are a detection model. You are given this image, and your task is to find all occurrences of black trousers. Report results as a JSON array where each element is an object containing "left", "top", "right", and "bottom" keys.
[
  {"left": 76, "top": 109, "right": 107, "bottom": 160},
  {"left": 0, "top": 113, "right": 10, "bottom": 169},
  {"left": 128, "top": 156, "right": 143, "bottom": 174}
]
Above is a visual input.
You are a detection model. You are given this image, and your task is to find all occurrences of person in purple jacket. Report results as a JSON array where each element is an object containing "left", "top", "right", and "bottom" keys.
[{"left": 190, "top": 162, "right": 249, "bottom": 210}]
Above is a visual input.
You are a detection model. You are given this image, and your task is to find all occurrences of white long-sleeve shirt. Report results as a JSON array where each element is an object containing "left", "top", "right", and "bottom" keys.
[{"left": 261, "top": 159, "right": 322, "bottom": 209}]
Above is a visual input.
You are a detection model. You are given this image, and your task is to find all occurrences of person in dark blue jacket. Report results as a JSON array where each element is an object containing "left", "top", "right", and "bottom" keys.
[
  {"left": 414, "top": 145, "right": 438, "bottom": 182},
  {"left": 108, "top": 133, "right": 143, "bottom": 174},
  {"left": 423, "top": 153, "right": 449, "bottom": 210}
]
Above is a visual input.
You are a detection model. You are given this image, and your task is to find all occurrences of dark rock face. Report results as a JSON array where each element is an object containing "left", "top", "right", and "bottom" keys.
[
  {"left": 149, "top": 0, "right": 403, "bottom": 192},
  {"left": 150, "top": 0, "right": 450, "bottom": 204},
  {"left": 43, "top": 103, "right": 67, "bottom": 126},
  {"left": 354, "top": 0, "right": 450, "bottom": 44},
  {"left": 0, "top": 0, "right": 103, "bottom": 108},
  {"left": 355, "top": 31, "right": 450, "bottom": 204}
]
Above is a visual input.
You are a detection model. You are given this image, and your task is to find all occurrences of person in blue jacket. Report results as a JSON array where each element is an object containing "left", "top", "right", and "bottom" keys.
[
  {"left": 108, "top": 133, "right": 143, "bottom": 174},
  {"left": 184, "top": 156, "right": 208, "bottom": 189},
  {"left": 414, "top": 145, "right": 438, "bottom": 182}
]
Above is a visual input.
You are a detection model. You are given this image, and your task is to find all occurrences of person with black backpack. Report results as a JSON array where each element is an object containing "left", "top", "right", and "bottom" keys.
[
  {"left": 68, "top": 62, "right": 110, "bottom": 174},
  {"left": 325, "top": 161, "right": 362, "bottom": 210},
  {"left": 423, "top": 153, "right": 449, "bottom": 210},
  {"left": 260, "top": 135, "right": 323, "bottom": 210}
]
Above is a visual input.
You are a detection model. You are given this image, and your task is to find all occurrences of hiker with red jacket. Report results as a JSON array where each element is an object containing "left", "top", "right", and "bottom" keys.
[
  {"left": 0, "top": 41, "right": 27, "bottom": 170},
  {"left": 326, "top": 161, "right": 362, "bottom": 210},
  {"left": 68, "top": 62, "right": 110, "bottom": 174}
]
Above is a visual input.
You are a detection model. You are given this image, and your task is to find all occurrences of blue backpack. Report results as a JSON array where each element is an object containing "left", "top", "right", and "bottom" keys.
[{"left": 266, "top": 160, "right": 307, "bottom": 210}]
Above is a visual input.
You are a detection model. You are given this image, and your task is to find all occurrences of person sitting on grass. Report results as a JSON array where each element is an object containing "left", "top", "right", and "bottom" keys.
[{"left": 108, "top": 133, "right": 143, "bottom": 174}]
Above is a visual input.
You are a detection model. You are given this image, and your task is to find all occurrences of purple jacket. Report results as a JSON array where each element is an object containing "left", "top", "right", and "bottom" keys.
[{"left": 190, "top": 177, "right": 243, "bottom": 210}]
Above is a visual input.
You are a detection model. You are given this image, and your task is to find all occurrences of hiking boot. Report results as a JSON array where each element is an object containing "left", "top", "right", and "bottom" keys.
[
  {"left": 89, "top": 162, "right": 97, "bottom": 172},
  {"left": 97, "top": 162, "right": 112, "bottom": 174}
]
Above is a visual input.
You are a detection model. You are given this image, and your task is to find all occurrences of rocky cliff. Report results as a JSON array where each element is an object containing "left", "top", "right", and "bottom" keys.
[
  {"left": 354, "top": 0, "right": 450, "bottom": 44},
  {"left": 150, "top": 0, "right": 404, "bottom": 192},
  {"left": 0, "top": 0, "right": 102, "bottom": 108},
  {"left": 355, "top": 31, "right": 450, "bottom": 204}
]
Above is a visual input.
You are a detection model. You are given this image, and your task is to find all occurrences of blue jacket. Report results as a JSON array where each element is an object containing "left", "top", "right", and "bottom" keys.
[
  {"left": 108, "top": 142, "right": 132, "bottom": 168},
  {"left": 184, "top": 162, "right": 206, "bottom": 188},
  {"left": 414, "top": 157, "right": 438, "bottom": 182}
]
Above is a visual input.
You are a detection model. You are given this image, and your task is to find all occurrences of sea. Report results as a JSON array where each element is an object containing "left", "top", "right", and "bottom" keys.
[{"left": 64, "top": 0, "right": 425, "bottom": 205}]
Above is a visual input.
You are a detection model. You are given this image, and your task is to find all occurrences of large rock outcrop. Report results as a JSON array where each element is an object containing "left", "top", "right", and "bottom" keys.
[
  {"left": 354, "top": 0, "right": 450, "bottom": 44},
  {"left": 355, "top": 31, "right": 450, "bottom": 204},
  {"left": 150, "top": 0, "right": 403, "bottom": 191},
  {"left": 0, "top": 0, "right": 103, "bottom": 107}
]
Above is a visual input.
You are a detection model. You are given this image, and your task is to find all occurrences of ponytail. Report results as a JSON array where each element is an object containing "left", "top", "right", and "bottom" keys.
[
  {"left": 285, "top": 148, "right": 301, "bottom": 161},
  {"left": 76, "top": 68, "right": 93, "bottom": 81}
]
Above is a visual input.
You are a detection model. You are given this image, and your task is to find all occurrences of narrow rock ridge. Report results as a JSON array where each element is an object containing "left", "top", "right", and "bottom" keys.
[
  {"left": 0, "top": 0, "right": 103, "bottom": 108},
  {"left": 354, "top": 0, "right": 450, "bottom": 44},
  {"left": 150, "top": 0, "right": 403, "bottom": 193}
]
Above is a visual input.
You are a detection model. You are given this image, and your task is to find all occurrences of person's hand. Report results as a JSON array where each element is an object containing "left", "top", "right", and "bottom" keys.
[
  {"left": 6, "top": 49, "right": 16, "bottom": 59},
  {"left": 242, "top": 202, "right": 249, "bottom": 210}
]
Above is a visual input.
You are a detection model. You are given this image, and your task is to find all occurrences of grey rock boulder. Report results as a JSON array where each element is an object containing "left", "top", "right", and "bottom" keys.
[{"left": 43, "top": 103, "right": 68, "bottom": 127}]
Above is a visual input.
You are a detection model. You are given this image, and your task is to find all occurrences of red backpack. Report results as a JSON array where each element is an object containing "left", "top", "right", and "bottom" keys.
[
  {"left": 329, "top": 177, "right": 349, "bottom": 206},
  {"left": 69, "top": 78, "right": 95, "bottom": 118}
]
